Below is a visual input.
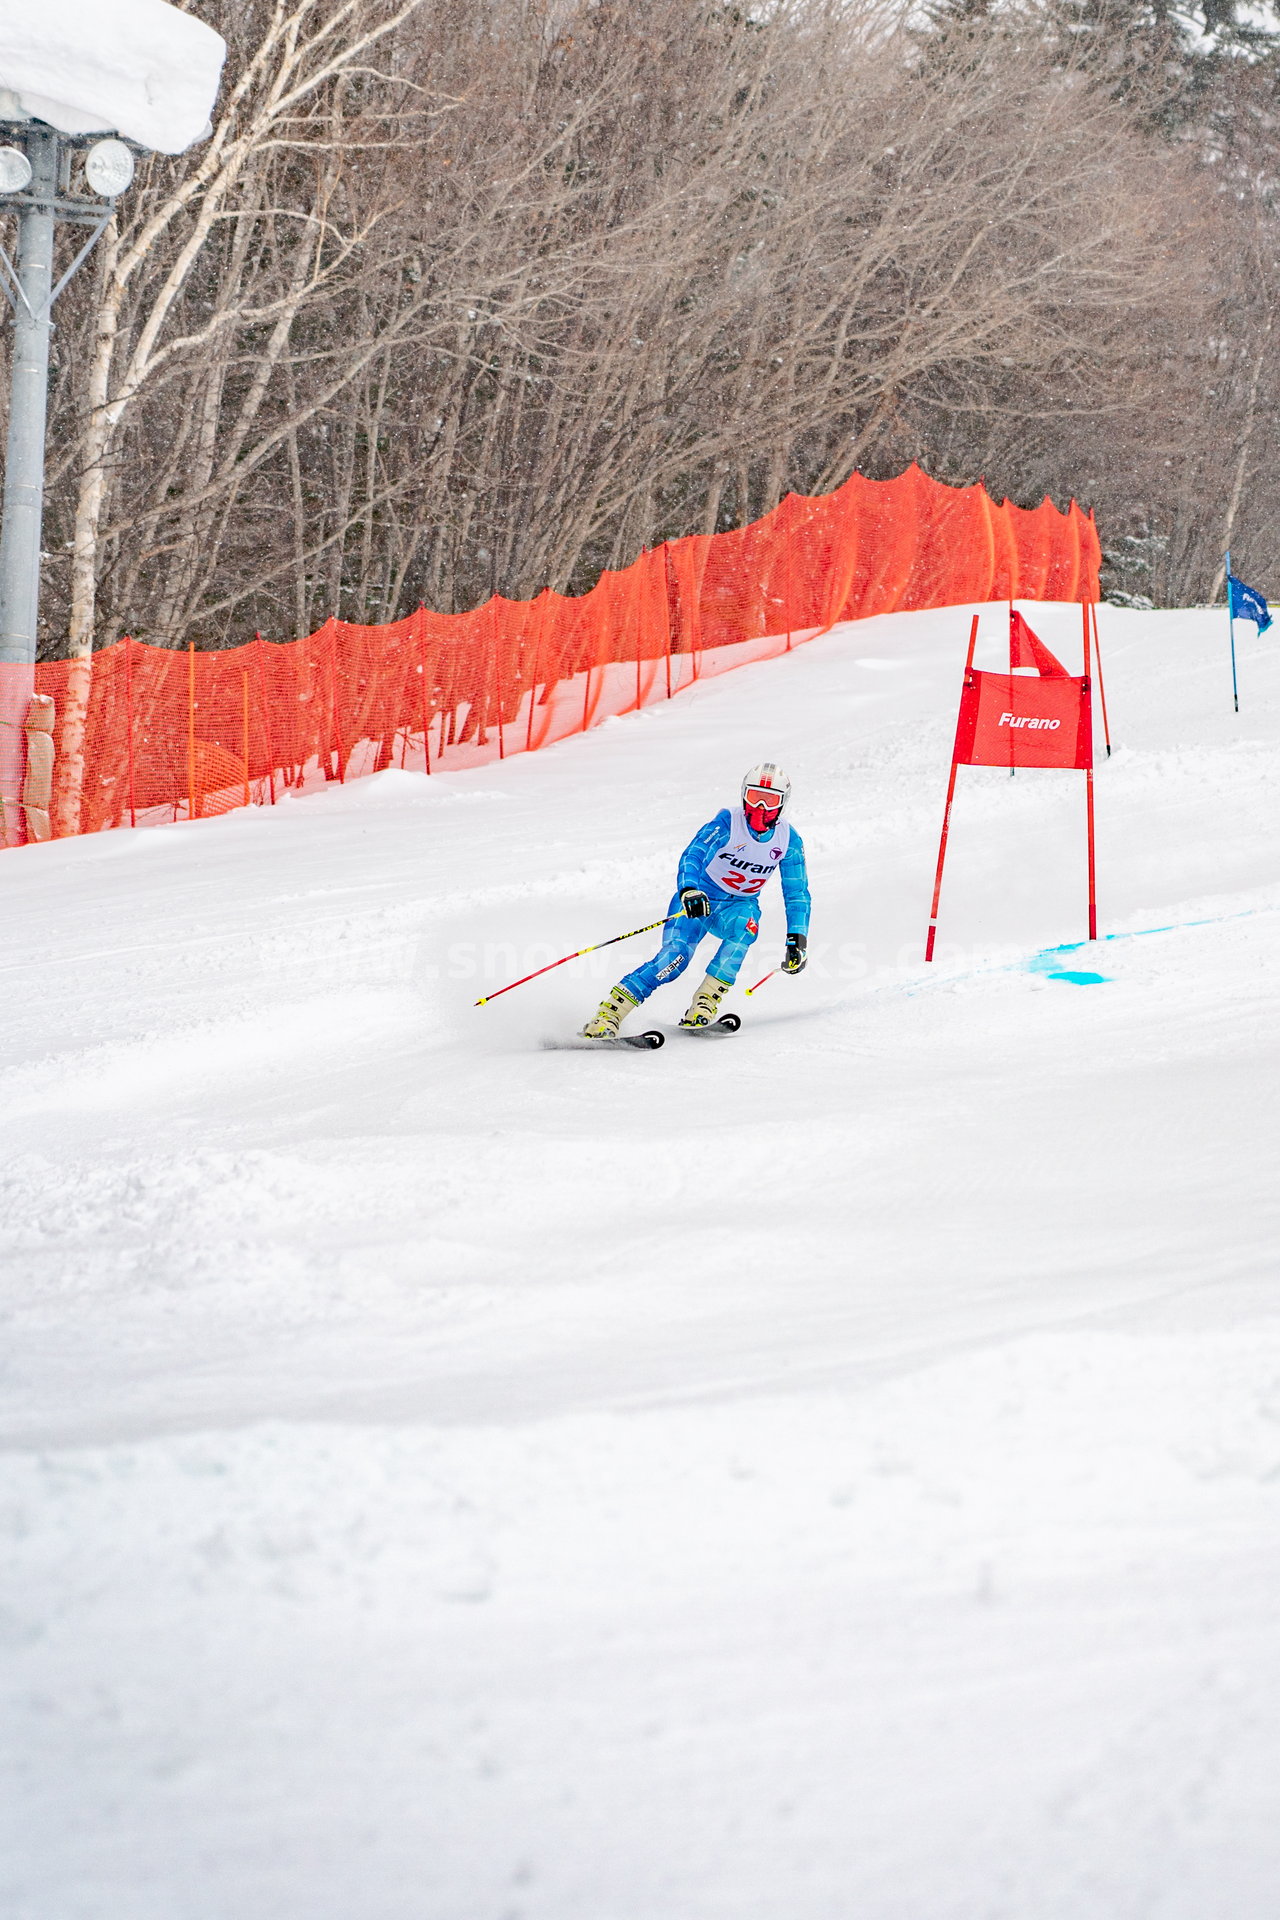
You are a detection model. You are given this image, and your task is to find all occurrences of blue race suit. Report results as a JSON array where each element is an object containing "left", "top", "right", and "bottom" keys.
[{"left": 619, "top": 809, "right": 811, "bottom": 1003}]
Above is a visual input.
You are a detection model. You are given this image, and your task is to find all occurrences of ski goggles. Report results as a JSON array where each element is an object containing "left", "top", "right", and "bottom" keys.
[{"left": 744, "top": 786, "right": 783, "bottom": 823}]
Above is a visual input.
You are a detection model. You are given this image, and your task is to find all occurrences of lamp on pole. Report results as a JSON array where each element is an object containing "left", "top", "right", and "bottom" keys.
[
  {"left": 0, "top": 123, "right": 57, "bottom": 666},
  {"left": 0, "top": 121, "right": 132, "bottom": 837}
]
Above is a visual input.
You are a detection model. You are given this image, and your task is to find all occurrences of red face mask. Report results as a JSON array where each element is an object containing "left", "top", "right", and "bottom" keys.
[{"left": 744, "top": 786, "right": 783, "bottom": 834}]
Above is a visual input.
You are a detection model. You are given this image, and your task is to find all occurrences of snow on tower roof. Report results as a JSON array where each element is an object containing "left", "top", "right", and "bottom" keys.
[{"left": 0, "top": 0, "right": 226, "bottom": 155}]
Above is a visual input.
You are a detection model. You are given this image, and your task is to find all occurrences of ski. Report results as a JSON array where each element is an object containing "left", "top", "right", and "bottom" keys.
[{"left": 542, "top": 1029, "right": 665, "bottom": 1052}]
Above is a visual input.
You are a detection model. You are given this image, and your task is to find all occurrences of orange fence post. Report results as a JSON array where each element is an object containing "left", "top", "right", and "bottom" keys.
[
  {"left": 187, "top": 640, "right": 196, "bottom": 821},
  {"left": 427, "top": 606, "right": 437, "bottom": 771},
  {"left": 242, "top": 671, "right": 251, "bottom": 808},
  {"left": 124, "top": 636, "right": 137, "bottom": 829},
  {"left": 526, "top": 595, "right": 544, "bottom": 752},
  {"left": 255, "top": 638, "right": 277, "bottom": 805},
  {"left": 329, "top": 622, "right": 345, "bottom": 783},
  {"left": 494, "top": 603, "right": 505, "bottom": 760}
]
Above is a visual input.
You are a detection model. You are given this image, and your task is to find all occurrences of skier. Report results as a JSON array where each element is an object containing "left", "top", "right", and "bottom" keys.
[{"left": 581, "top": 763, "right": 810, "bottom": 1039}]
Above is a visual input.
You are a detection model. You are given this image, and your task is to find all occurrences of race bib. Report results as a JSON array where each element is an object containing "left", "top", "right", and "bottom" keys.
[{"left": 703, "top": 809, "right": 789, "bottom": 896}]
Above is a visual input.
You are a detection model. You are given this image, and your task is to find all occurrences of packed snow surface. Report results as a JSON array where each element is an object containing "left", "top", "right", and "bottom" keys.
[
  {"left": 2, "top": 603, "right": 1278, "bottom": 1919},
  {"left": 0, "top": 0, "right": 225, "bottom": 154}
]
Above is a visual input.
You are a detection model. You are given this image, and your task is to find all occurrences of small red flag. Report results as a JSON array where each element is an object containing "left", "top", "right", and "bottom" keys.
[{"left": 1009, "top": 609, "right": 1069, "bottom": 678}]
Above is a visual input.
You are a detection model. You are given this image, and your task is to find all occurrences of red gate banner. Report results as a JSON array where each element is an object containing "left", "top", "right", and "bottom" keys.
[
  {"left": 925, "top": 606, "right": 1098, "bottom": 960},
  {"left": 952, "top": 640, "right": 1092, "bottom": 772}
]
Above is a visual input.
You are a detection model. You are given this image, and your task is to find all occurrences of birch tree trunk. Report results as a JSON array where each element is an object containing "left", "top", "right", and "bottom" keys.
[{"left": 54, "top": 219, "right": 123, "bottom": 837}]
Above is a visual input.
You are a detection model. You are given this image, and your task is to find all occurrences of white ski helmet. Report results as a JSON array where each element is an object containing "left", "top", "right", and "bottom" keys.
[{"left": 741, "top": 762, "right": 790, "bottom": 836}]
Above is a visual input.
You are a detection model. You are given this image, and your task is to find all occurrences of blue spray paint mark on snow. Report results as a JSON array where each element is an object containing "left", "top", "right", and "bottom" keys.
[
  {"left": 1023, "top": 948, "right": 1109, "bottom": 985},
  {"left": 861, "top": 901, "right": 1279, "bottom": 1008},
  {"left": 1020, "top": 900, "right": 1280, "bottom": 986}
]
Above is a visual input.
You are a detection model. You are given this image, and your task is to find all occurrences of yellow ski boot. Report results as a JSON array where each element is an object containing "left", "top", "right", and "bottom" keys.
[
  {"left": 581, "top": 983, "right": 639, "bottom": 1040},
  {"left": 678, "top": 974, "right": 729, "bottom": 1030}
]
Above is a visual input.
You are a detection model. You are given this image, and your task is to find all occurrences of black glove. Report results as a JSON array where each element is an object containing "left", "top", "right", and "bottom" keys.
[
  {"left": 782, "top": 932, "right": 807, "bottom": 975},
  {"left": 681, "top": 888, "right": 711, "bottom": 919}
]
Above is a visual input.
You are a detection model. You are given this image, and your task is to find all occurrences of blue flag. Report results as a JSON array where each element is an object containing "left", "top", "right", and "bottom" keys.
[{"left": 1228, "top": 572, "right": 1272, "bottom": 633}]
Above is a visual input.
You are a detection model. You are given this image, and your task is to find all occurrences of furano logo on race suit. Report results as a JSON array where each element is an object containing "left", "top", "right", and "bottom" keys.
[
  {"left": 713, "top": 846, "right": 775, "bottom": 894},
  {"left": 999, "top": 713, "right": 1061, "bottom": 731},
  {"left": 718, "top": 862, "right": 768, "bottom": 893}
]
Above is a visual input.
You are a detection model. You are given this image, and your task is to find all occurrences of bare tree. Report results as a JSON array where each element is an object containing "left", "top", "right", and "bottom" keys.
[
  {"left": 46, "top": 0, "right": 434, "bottom": 831},
  {"left": 6, "top": 0, "right": 1235, "bottom": 822}
]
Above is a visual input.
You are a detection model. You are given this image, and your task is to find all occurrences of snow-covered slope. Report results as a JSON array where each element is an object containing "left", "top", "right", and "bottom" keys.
[{"left": 2, "top": 602, "right": 1278, "bottom": 1920}]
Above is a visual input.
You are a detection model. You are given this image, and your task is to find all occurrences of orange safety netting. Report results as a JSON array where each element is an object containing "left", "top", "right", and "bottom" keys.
[{"left": 30, "top": 464, "right": 1100, "bottom": 837}]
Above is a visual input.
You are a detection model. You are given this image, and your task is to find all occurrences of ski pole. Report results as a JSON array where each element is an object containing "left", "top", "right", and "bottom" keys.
[
  {"left": 475, "top": 911, "right": 682, "bottom": 1006},
  {"left": 744, "top": 968, "right": 776, "bottom": 996}
]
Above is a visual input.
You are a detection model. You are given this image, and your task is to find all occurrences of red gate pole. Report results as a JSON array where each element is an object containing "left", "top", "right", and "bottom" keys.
[
  {"left": 924, "top": 771, "right": 961, "bottom": 965},
  {"left": 1086, "top": 764, "right": 1098, "bottom": 941},
  {"left": 924, "top": 613, "right": 980, "bottom": 963},
  {"left": 1084, "top": 611, "right": 1098, "bottom": 939},
  {"left": 124, "top": 636, "right": 137, "bottom": 828},
  {"left": 1090, "top": 601, "right": 1111, "bottom": 757}
]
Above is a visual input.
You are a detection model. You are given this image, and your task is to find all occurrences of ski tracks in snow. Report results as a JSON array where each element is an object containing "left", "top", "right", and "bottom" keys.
[{"left": 2, "top": 602, "right": 1280, "bottom": 1917}]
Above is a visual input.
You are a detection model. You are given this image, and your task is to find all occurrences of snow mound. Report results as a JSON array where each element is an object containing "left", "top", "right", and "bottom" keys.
[{"left": 0, "top": 0, "right": 225, "bottom": 154}]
